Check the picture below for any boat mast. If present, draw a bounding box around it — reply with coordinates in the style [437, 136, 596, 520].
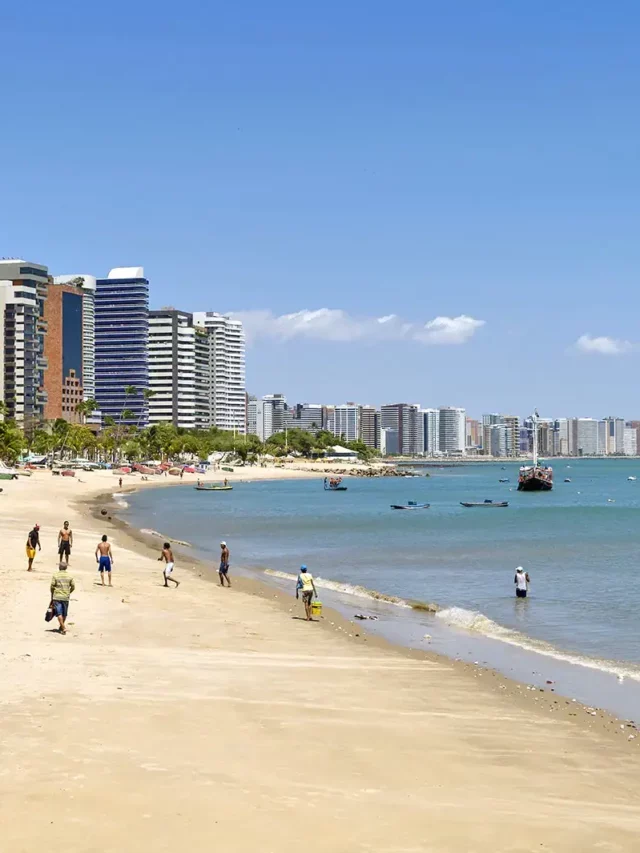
[532, 410, 539, 468]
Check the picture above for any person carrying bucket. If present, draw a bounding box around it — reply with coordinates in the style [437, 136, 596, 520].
[296, 565, 318, 621]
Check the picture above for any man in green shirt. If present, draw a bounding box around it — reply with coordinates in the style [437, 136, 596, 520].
[50, 562, 75, 635]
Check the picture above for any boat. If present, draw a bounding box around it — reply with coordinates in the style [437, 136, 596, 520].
[194, 484, 233, 491]
[498, 478, 509, 483]
[628, 476, 637, 481]
[222, 466, 234, 473]
[564, 478, 572, 483]
[324, 477, 348, 492]
[518, 411, 553, 492]
[460, 500, 509, 508]
[390, 501, 430, 510]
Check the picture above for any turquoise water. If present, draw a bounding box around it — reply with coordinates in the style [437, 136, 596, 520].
[122, 460, 640, 686]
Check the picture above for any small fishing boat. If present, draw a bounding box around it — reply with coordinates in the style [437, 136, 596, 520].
[222, 466, 234, 473]
[460, 500, 509, 508]
[628, 476, 637, 481]
[499, 478, 509, 483]
[194, 484, 233, 492]
[564, 478, 572, 483]
[324, 477, 347, 492]
[391, 501, 430, 510]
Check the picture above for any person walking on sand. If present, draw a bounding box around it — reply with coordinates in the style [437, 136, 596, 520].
[296, 565, 317, 621]
[158, 542, 180, 588]
[96, 535, 114, 586]
[50, 561, 75, 635]
[58, 521, 73, 565]
[119, 477, 123, 488]
[26, 524, 41, 571]
[514, 566, 530, 599]
[219, 541, 231, 587]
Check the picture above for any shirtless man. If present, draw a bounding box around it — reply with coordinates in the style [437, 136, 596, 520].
[58, 521, 73, 565]
[158, 542, 180, 588]
[95, 535, 114, 586]
[219, 541, 231, 587]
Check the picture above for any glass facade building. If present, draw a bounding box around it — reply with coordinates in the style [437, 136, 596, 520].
[95, 267, 149, 426]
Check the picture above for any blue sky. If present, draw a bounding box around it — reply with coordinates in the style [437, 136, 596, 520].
[2, 1, 640, 417]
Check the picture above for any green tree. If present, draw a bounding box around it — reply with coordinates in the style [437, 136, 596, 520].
[0, 418, 26, 463]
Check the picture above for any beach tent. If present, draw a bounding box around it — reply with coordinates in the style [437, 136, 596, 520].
[326, 445, 358, 459]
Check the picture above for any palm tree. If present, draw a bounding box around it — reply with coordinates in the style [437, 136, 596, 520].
[137, 388, 156, 429]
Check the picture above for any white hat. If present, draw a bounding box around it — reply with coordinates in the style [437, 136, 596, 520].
[515, 566, 524, 571]
[220, 541, 226, 546]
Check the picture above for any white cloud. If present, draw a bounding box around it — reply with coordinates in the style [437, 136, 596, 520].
[413, 315, 485, 345]
[574, 334, 635, 356]
[231, 309, 485, 347]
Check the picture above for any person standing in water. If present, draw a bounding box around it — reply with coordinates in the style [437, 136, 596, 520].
[219, 541, 231, 587]
[95, 535, 114, 586]
[26, 524, 41, 571]
[158, 542, 180, 588]
[296, 565, 317, 621]
[514, 566, 530, 598]
[58, 521, 73, 565]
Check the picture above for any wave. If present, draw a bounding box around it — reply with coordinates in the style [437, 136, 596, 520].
[435, 606, 640, 682]
[264, 569, 640, 682]
[263, 569, 415, 608]
[112, 493, 129, 508]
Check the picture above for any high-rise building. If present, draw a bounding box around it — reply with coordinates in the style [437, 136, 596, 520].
[422, 409, 440, 455]
[247, 395, 258, 436]
[95, 267, 149, 426]
[53, 275, 97, 402]
[465, 417, 481, 451]
[489, 422, 511, 457]
[438, 407, 466, 455]
[503, 416, 520, 457]
[627, 421, 640, 458]
[250, 393, 287, 440]
[359, 406, 380, 449]
[192, 312, 246, 433]
[42, 280, 85, 423]
[0, 259, 49, 429]
[599, 417, 625, 455]
[333, 404, 360, 442]
[380, 427, 400, 455]
[380, 403, 422, 455]
[568, 418, 599, 456]
[286, 403, 324, 433]
[148, 309, 196, 428]
[553, 418, 569, 456]
[482, 414, 502, 455]
[623, 427, 637, 456]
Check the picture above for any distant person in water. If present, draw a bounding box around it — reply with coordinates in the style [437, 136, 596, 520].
[26, 524, 41, 571]
[219, 541, 231, 587]
[96, 535, 114, 586]
[514, 566, 530, 598]
[158, 542, 180, 588]
[296, 565, 317, 621]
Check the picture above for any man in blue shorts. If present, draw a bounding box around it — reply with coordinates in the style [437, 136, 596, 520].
[95, 534, 114, 587]
[50, 561, 75, 634]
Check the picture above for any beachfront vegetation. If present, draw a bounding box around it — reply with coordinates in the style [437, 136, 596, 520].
[0, 399, 377, 464]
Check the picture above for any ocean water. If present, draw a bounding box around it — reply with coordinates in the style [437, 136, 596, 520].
[122, 460, 640, 715]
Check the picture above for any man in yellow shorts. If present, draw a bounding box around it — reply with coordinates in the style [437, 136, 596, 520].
[26, 524, 41, 571]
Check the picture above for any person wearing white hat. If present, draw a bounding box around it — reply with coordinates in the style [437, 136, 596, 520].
[514, 566, 530, 598]
[219, 541, 231, 587]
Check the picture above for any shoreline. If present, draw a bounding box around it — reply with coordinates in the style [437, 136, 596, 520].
[2, 468, 640, 851]
[102, 479, 640, 740]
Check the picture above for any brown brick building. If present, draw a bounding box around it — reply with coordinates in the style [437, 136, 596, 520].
[43, 283, 84, 423]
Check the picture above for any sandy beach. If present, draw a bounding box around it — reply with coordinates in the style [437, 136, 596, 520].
[1, 466, 639, 852]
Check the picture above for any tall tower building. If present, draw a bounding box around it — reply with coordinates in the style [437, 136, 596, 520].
[0, 259, 49, 429]
[43, 280, 84, 423]
[148, 309, 196, 428]
[422, 409, 440, 455]
[438, 407, 466, 455]
[53, 275, 97, 402]
[95, 267, 149, 426]
[359, 406, 380, 449]
[192, 312, 246, 432]
[333, 404, 360, 442]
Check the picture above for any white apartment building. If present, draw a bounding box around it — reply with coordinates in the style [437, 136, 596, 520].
[333, 404, 360, 442]
[438, 407, 466, 455]
[569, 418, 599, 456]
[0, 259, 49, 426]
[148, 310, 196, 428]
[248, 393, 287, 440]
[192, 312, 246, 433]
[623, 427, 637, 456]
